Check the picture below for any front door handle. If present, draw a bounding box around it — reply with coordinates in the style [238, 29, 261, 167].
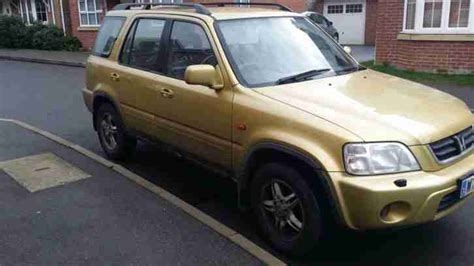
[110, 72, 120, 81]
[160, 88, 174, 99]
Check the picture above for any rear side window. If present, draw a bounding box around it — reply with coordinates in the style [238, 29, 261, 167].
[92, 16, 126, 57]
[120, 19, 166, 72]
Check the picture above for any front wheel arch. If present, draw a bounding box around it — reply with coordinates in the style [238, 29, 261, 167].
[238, 142, 344, 228]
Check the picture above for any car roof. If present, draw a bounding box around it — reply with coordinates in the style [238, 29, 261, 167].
[107, 6, 302, 22]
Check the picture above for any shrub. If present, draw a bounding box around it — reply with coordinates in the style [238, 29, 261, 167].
[64, 36, 82, 52]
[0, 15, 28, 48]
[32, 25, 65, 50]
[0, 15, 82, 51]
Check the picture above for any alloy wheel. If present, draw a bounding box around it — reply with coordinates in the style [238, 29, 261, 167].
[261, 179, 305, 241]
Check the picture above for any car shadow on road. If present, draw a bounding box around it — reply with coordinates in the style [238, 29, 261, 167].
[115, 141, 469, 266]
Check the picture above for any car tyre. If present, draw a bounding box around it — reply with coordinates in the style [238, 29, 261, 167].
[96, 103, 136, 160]
[251, 163, 323, 257]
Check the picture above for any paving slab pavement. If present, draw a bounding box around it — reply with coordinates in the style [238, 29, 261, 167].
[0, 49, 88, 67]
[0, 120, 273, 265]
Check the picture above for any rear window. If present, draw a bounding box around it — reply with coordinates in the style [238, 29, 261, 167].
[92, 16, 126, 57]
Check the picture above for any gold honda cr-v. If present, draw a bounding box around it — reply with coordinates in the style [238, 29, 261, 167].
[82, 2, 474, 256]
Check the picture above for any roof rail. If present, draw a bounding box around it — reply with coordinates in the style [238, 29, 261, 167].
[201, 2, 293, 12]
[112, 3, 212, 15]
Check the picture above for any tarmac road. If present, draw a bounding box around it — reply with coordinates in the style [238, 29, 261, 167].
[1, 60, 473, 265]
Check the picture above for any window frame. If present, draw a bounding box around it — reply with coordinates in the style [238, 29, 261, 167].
[161, 19, 219, 81]
[78, 0, 103, 27]
[118, 17, 171, 74]
[92, 16, 126, 58]
[402, 0, 474, 34]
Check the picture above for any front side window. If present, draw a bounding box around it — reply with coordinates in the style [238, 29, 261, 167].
[167, 21, 217, 80]
[121, 19, 166, 72]
[217, 17, 358, 88]
[404, 0, 473, 33]
[78, 0, 102, 26]
[93, 16, 125, 57]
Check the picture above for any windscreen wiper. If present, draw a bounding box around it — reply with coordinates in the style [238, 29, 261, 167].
[276, 68, 331, 85]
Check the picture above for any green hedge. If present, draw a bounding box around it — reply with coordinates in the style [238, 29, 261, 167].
[0, 15, 82, 51]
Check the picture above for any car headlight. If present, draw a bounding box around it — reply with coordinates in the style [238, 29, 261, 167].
[343, 142, 420, 175]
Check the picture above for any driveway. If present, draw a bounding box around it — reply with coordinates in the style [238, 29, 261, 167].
[350, 45, 375, 62]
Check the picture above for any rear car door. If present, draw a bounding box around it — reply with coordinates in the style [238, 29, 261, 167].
[112, 16, 169, 134]
[151, 18, 233, 168]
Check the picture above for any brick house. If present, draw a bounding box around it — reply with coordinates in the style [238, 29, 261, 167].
[375, 0, 473, 74]
[0, 0, 64, 28]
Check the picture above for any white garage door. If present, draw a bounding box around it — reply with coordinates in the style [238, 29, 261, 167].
[324, 1, 365, 45]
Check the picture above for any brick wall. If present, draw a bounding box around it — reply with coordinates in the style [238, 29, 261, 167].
[364, 0, 376, 45]
[375, 0, 474, 74]
[68, 0, 119, 49]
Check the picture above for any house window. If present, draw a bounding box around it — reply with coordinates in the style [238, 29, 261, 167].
[78, 0, 102, 26]
[449, 0, 470, 27]
[346, 4, 362, 13]
[423, 0, 442, 28]
[34, 0, 48, 22]
[405, 0, 416, 29]
[135, 0, 183, 3]
[403, 0, 473, 33]
[327, 5, 343, 14]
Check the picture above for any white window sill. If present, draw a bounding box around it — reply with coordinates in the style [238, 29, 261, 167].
[397, 33, 474, 41]
[77, 26, 100, 31]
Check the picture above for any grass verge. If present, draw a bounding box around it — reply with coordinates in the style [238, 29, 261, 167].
[360, 61, 474, 86]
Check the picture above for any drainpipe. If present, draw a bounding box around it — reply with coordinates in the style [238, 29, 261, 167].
[59, 0, 65, 35]
[50, 0, 56, 26]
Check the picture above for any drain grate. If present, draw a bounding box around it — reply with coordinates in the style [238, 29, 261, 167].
[0, 153, 91, 192]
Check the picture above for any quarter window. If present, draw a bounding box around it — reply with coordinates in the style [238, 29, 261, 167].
[167, 21, 217, 80]
[122, 19, 166, 72]
[78, 0, 102, 26]
[327, 5, 343, 14]
[93, 17, 126, 57]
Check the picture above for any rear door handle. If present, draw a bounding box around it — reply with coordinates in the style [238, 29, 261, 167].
[160, 88, 174, 99]
[110, 72, 120, 81]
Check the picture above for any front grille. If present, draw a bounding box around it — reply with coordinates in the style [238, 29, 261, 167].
[437, 190, 460, 212]
[429, 126, 474, 164]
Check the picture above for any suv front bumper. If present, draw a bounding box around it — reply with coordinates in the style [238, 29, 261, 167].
[329, 152, 474, 230]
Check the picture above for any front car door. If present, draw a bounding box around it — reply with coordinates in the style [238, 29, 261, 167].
[151, 18, 233, 168]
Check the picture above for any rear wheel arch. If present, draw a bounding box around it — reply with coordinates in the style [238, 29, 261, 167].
[238, 142, 343, 226]
[92, 93, 120, 131]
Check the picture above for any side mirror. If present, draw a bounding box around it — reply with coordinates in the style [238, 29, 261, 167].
[184, 65, 224, 90]
[328, 21, 333, 26]
[343, 46, 352, 54]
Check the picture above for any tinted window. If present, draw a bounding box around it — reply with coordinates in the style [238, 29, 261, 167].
[122, 19, 166, 72]
[93, 16, 126, 57]
[167, 21, 217, 80]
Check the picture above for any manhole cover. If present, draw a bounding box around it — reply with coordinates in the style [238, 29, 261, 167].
[0, 153, 90, 192]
